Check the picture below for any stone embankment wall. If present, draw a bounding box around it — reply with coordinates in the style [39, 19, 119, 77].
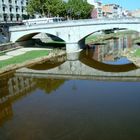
[0, 42, 20, 52]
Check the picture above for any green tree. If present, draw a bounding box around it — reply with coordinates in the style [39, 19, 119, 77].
[26, 0, 67, 17]
[26, 0, 93, 19]
[66, 0, 93, 19]
[26, 0, 46, 16]
[44, 0, 67, 17]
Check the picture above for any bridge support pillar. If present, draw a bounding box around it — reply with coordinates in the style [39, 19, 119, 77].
[66, 42, 82, 53]
[67, 51, 80, 61]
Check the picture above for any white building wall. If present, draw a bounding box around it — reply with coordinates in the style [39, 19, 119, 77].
[0, 0, 28, 22]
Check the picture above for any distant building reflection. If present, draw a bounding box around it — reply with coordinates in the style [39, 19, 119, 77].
[0, 75, 36, 127]
[87, 34, 139, 63]
[0, 74, 66, 127]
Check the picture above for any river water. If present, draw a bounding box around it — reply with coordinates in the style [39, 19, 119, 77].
[0, 34, 140, 140]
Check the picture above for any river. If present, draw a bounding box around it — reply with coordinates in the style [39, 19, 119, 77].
[0, 34, 140, 140]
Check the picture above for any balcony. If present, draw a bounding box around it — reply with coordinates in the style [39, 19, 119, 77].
[2, 4, 7, 8]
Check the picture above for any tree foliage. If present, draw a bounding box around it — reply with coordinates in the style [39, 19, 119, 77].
[66, 0, 92, 19]
[26, 0, 93, 19]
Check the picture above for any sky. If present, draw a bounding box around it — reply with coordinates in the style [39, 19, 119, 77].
[101, 0, 140, 10]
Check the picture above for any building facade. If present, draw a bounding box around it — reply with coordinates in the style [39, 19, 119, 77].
[102, 4, 123, 18]
[131, 9, 140, 18]
[0, 0, 28, 23]
[91, 2, 103, 18]
[89, 0, 131, 19]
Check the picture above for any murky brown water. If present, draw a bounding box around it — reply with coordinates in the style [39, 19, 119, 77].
[0, 34, 140, 140]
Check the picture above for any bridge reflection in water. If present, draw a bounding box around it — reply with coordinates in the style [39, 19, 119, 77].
[1, 47, 138, 126]
[1, 34, 140, 139]
[15, 50, 140, 82]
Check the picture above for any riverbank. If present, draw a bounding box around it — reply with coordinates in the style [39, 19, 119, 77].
[86, 30, 138, 45]
[0, 48, 66, 75]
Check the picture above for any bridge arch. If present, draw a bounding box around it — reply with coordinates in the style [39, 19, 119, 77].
[15, 32, 39, 42]
[77, 25, 140, 46]
[11, 30, 66, 43]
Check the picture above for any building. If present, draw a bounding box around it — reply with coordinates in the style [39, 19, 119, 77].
[0, 0, 28, 23]
[131, 9, 140, 18]
[102, 4, 122, 18]
[102, 4, 131, 18]
[89, 0, 131, 19]
[88, 0, 103, 19]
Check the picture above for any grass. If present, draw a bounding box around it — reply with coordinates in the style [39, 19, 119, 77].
[0, 50, 49, 69]
[47, 41, 65, 44]
[0, 52, 5, 56]
[133, 48, 140, 57]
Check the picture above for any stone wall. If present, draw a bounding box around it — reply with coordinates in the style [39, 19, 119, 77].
[0, 42, 19, 52]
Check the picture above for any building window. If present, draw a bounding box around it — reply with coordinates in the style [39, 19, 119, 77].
[21, 0, 24, 5]
[10, 14, 14, 21]
[3, 6, 5, 12]
[10, 7, 12, 12]
[16, 6, 19, 12]
[9, 5, 13, 12]
[22, 6, 25, 13]
[16, 14, 20, 21]
[3, 14, 8, 22]
[16, 8, 18, 12]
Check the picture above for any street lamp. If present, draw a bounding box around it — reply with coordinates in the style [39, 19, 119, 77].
[76, 11, 81, 19]
[67, 8, 73, 20]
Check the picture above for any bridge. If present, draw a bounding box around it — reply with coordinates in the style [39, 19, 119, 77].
[10, 18, 140, 53]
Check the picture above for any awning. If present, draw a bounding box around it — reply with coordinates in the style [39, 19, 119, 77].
[16, 6, 20, 9]
[10, 13, 15, 17]
[2, 4, 7, 7]
[16, 14, 21, 17]
[9, 5, 14, 8]
[22, 6, 25, 10]
[3, 13, 8, 17]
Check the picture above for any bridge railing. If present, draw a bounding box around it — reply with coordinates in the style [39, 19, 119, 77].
[9, 17, 140, 31]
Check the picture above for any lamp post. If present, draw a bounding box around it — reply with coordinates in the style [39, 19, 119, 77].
[67, 8, 73, 20]
[76, 11, 81, 19]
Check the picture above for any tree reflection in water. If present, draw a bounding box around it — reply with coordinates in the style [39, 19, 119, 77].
[35, 78, 66, 94]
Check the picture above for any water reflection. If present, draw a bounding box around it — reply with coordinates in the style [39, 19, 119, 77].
[87, 34, 137, 64]
[0, 74, 66, 127]
[1, 73, 140, 140]
[29, 34, 138, 74]
[1, 34, 140, 140]
[30, 54, 66, 70]
[0, 74, 35, 126]
[80, 51, 137, 72]
[18, 51, 139, 81]
[35, 79, 65, 93]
